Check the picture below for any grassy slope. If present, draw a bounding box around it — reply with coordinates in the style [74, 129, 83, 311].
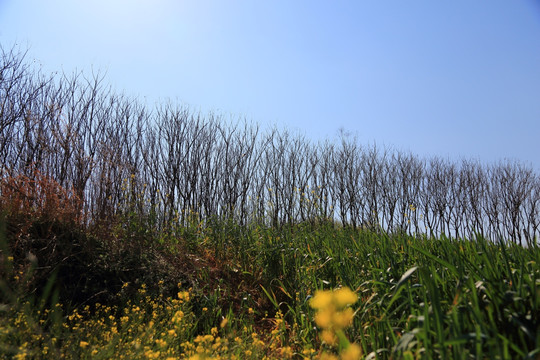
[1, 210, 539, 359]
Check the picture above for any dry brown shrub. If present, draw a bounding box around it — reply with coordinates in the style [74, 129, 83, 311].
[0, 167, 84, 226]
[0, 168, 92, 300]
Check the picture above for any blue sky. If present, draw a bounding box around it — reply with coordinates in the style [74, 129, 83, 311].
[1, 0, 539, 170]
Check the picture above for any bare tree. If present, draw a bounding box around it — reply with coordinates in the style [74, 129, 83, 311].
[2, 46, 540, 243]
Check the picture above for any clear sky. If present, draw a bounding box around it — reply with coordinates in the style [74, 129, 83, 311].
[1, 0, 539, 170]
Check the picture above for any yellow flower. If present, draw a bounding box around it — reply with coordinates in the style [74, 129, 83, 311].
[334, 288, 358, 308]
[314, 309, 333, 328]
[145, 349, 160, 359]
[341, 343, 362, 360]
[14, 351, 28, 360]
[280, 346, 294, 358]
[311, 287, 358, 330]
[333, 307, 354, 329]
[178, 291, 190, 302]
[321, 329, 337, 346]
[220, 318, 228, 328]
[79, 341, 89, 348]
[155, 338, 167, 348]
[172, 310, 184, 323]
[310, 290, 333, 310]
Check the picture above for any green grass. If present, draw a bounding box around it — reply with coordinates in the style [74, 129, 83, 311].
[1, 209, 539, 359]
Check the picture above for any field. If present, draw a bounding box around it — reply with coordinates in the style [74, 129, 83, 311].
[1, 46, 539, 359]
[1, 199, 539, 359]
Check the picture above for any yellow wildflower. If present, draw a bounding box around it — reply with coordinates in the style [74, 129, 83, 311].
[172, 310, 184, 323]
[341, 343, 362, 360]
[280, 346, 294, 358]
[334, 288, 358, 308]
[333, 307, 354, 328]
[220, 318, 228, 328]
[178, 291, 190, 302]
[311, 287, 358, 331]
[321, 329, 337, 346]
[311, 290, 333, 310]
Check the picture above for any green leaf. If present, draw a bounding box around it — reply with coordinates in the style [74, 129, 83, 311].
[385, 266, 418, 314]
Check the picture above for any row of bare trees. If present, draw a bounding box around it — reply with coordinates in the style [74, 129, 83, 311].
[1, 46, 539, 245]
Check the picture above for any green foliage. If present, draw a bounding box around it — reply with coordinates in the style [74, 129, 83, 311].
[1, 183, 539, 358]
[2, 46, 539, 358]
[196, 221, 540, 358]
